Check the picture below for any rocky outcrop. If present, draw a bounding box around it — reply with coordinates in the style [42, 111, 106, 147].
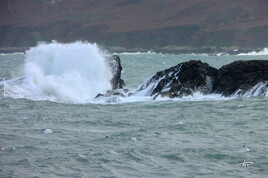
[95, 55, 126, 99]
[136, 60, 268, 98]
[108, 55, 126, 90]
[136, 60, 218, 98]
[214, 60, 268, 96]
[98, 57, 268, 99]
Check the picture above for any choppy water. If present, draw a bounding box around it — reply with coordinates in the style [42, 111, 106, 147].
[0, 42, 268, 177]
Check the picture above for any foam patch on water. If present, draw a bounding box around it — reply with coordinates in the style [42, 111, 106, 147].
[0, 52, 25, 56]
[92, 81, 268, 104]
[93, 90, 230, 104]
[44, 129, 53, 134]
[114, 51, 157, 55]
[190, 53, 209, 56]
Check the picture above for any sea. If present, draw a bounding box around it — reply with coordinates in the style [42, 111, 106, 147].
[0, 42, 268, 177]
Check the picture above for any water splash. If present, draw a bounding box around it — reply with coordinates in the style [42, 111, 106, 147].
[232, 82, 268, 98]
[1, 42, 267, 104]
[237, 48, 268, 56]
[1, 41, 113, 103]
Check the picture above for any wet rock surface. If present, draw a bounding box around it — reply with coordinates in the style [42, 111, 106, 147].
[95, 55, 126, 99]
[108, 55, 126, 90]
[136, 60, 268, 98]
[214, 60, 268, 96]
[137, 60, 218, 99]
[99, 56, 268, 99]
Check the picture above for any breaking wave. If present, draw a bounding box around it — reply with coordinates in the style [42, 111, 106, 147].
[114, 51, 158, 55]
[93, 76, 268, 104]
[0, 41, 113, 103]
[0, 52, 25, 56]
[237, 48, 268, 56]
[1, 42, 267, 104]
[231, 82, 268, 98]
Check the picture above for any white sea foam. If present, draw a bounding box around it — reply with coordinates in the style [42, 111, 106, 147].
[78, 154, 87, 158]
[93, 89, 229, 104]
[231, 82, 268, 98]
[237, 48, 268, 56]
[2, 41, 113, 103]
[44, 129, 53, 134]
[152, 91, 229, 102]
[216, 52, 230, 56]
[99, 81, 267, 104]
[190, 53, 209, 56]
[0, 52, 25, 56]
[114, 51, 157, 55]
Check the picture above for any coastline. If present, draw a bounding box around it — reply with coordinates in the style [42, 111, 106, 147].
[0, 45, 266, 56]
[105, 46, 266, 55]
[0, 47, 30, 54]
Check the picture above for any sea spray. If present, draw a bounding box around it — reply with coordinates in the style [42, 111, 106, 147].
[6, 41, 113, 102]
[237, 48, 268, 56]
[1, 46, 268, 104]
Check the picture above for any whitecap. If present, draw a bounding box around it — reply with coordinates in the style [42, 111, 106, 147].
[131, 137, 137, 142]
[109, 150, 119, 155]
[78, 154, 87, 158]
[44, 129, 53, 134]
[237, 48, 268, 56]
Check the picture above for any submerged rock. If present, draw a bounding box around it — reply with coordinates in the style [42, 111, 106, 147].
[95, 89, 128, 99]
[94, 89, 130, 103]
[214, 60, 268, 96]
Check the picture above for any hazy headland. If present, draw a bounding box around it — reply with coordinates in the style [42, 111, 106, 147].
[0, 0, 267, 54]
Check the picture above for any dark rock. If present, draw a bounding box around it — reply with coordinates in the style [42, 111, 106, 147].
[214, 60, 268, 96]
[108, 55, 126, 90]
[95, 55, 126, 99]
[95, 90, 127, 99]
[137, 60, 218, 98]
[99, 56, 268, 100]
[137, 59, 268, 98]
[95, 93, 104, 98]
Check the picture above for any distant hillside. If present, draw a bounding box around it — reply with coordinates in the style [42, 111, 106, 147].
[0, 0, 267, 50]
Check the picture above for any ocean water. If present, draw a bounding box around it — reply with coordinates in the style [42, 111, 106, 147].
[0, 42, 268, 177]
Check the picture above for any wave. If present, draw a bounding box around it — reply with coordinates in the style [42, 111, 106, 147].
[3, 81, 266, 104]
[237, 48, 268, 56]
[231, 82, 268, 98]
[93, 90, 235, 104]
[0, 41, 113, 103]
[190, 53, 209, 56]
[92, 82, 268, 104]
[1, 42, 267, 104]
[114, 51, 158, 55]
[0, 52, 25, 56]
